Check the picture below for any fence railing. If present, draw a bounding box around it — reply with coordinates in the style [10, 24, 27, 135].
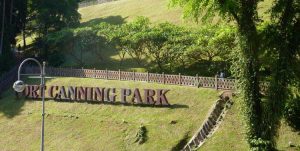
[79, 0, 117, 8]
[0, 66, 18, 97]
[24, 67, 236, 90]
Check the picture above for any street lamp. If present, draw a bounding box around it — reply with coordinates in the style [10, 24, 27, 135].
[13, 58, 46, 151]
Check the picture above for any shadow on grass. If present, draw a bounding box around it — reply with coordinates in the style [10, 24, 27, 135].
[27, 98, 189, 109]
[171, 132, 190, 151]
[0, 89, 25, 118]
[64, 42, 148, 71]
[80, 15, 128, 26]
[0, 78, 52, 118]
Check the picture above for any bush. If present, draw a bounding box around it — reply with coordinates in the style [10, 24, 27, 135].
[0, 51, 16, 75]
[45, 17, 237, 75]
[48, 51, 65, 67]
[135, 124, 148, 144]
[284, 86, 300, 131]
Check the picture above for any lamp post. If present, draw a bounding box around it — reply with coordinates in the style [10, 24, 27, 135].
[13, 58, 46, 151]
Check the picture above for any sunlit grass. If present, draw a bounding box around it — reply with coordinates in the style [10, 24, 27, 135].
[0, 77, 220, 150]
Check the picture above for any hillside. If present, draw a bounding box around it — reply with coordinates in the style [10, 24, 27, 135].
[1, 77, 299, 150]
[0, 77, 219, 150]
[78, 0, 272, 26]
[79, 0, 192, 25]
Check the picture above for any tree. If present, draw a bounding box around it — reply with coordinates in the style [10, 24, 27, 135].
[28, 0, 80, 59]
[163, 26, 193, 72]
[122, 17, 150, 66]
[171, 0, 299, 150]
[185, 26, 235, 63]
[98, 23, 130, 66]
[144, 22, 190, 72]
[0, 0, 6, 55]
[143, 23, 170, 71]
[0, 0, 28, 74]
[46, 28, 74, 66]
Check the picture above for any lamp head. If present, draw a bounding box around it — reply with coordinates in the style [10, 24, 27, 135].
[13, 80, 26, 92]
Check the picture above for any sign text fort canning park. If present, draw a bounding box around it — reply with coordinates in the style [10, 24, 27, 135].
[23, 85, 171, 106]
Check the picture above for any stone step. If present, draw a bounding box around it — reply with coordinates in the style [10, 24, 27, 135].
[189, 140, 196, 147]
[202, 127, 209, 135]
[214, 104, 222, 111]
[208, 117, 217, 125]
[203, 124, 210, 134]
[193, 137, 201, 146]
[196, 131, 204, 141]
[200, 129, 206, 138]
[183, 146, 190, 151]
[207, 119, 214, 127]
[205, 122, 212, 131]
[213, 107, 222, 116]
[210, 113, 218, 121]
[181, 95, 233, 151]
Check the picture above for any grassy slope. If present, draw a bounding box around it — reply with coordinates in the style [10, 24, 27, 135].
[79, 0, 189, 25]
[200, 98, 300, 151]
[199, 100, 249, 151]
[65, 0, 273, 70]
[64, 0, 223, 70]
[0, 77, 219, 151]
[9, 0, 300, 150]
[64, 0, 190, 70]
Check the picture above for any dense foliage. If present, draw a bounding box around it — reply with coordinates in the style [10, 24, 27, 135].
[170, 0, 300, 150]
[284, 83, 300, 131]
[0, 0, 27, 74]
[46, 17, 237, 75]
[0, 0, 81, 74]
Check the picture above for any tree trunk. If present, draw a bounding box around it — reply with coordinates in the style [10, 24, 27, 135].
[119, 51, 126, 67]
[238, 1, 263, 148]
[0, 0, 6, 55]
[22, 23, 26, 49]
[9, 0, 13, 25]
[240, 34, 263, 148]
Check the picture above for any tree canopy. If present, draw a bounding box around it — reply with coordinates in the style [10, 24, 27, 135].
[171, 0, 300, 149]
[0, 0, 81, 74]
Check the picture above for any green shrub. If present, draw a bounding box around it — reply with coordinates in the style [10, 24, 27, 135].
[135, 124, 148, 144]
[48, 51, 65, 67]
[249, 138, 273, 151]
[284, 86, 300, 131]
[0, 51, 16, 75]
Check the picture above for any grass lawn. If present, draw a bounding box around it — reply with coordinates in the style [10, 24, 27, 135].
[79, 0, 196, 26]
[0, 77, 220, 151]
[0, 77, 299, 150]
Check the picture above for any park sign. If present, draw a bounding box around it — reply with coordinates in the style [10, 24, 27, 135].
[21, 85, 171, 106]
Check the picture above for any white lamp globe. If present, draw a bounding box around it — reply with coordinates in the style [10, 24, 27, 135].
[13, 80, 26, 93]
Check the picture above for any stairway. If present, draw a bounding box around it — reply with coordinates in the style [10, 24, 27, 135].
[181, 91, 233, 151]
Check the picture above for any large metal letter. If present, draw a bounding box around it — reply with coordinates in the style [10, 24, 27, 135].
[57, 86, 67, 100]
[144, 89, 155, 105]
[77, 87, 87, 101]
[121, 88, 131, 104]
[131, 88, 142, 104]
[104, 88, 116, 102]
[30, 85, 40, 99]
[50, 86, 59, 99]
[94, 87, 104, 102]
[67, 86, 77, 100]
[155, 89, 170, 106]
